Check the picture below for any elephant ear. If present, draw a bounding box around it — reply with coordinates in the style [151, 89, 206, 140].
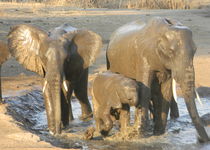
[156, 30, 178, 60]
[8, 24, 48, 76]
[62, 30, 102, 68]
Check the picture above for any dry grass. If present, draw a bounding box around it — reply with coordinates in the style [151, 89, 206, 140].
[126, 0, 190, 9]
[0, 0, 206, 9]
[65, 0, 191, 9]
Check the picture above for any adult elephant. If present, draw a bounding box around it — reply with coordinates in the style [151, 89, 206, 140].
[8, 24, 102, 135]
[0, 40, 10, 104]
[106, 17, 209, 142]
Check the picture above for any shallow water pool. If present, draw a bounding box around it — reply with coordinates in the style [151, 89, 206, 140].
[4, 90, 210, 150]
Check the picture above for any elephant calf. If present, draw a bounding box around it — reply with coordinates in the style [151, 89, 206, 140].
[91, 71, 139, 136]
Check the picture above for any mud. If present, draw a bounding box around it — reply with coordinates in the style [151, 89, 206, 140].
[3, 89, 210, 150]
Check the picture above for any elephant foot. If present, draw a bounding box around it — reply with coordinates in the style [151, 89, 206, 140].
[138, 121, 152, 138]
[153, 129, 165, 136]
[49, 130, 62, 136]
[61, 122, 69, 130]
[79, 112, 93, 121]
[139, 129, 151, 138]
[170, 113, 179, 119]
[48, 125, 62, 136]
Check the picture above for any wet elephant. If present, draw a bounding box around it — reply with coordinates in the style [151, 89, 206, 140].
[91, 71, 139, 136]
[8, 24, 102, 135]
[106, 17, 209, 142]
[0, 40, 10, 103]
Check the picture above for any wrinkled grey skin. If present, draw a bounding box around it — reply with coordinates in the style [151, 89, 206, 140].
[106, 17, 209, 142]
[0, 41, 10, 104]
[92, 71, 139, 136]
[8, 24, 102, 135]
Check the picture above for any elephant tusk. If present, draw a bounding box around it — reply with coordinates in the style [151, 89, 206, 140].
[172, 78, 178, 103]
[195, 89, 203, 106]
[49, 130, 55, 136]
[63, 80, 68, 92]
[42, 80, 47, 93]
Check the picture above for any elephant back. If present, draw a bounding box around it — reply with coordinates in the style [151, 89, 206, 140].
[109, 19, 146, 47]
[49, 24, 77, 40]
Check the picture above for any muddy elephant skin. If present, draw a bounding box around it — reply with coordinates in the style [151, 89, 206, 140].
[106, 17, 209, 142]
[91, 71, 139, 136]
[0, 40, 10, 103]
[8, 24, 102, 135]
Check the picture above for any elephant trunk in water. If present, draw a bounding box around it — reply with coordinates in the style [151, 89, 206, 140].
[179, 66, 209, 142]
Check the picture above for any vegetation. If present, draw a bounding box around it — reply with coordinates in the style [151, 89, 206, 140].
[0, 0, 205, 9]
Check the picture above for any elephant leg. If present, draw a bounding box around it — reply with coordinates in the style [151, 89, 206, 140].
[95, 118, 104, 136]
[62, 81, 74, 123]
[68, 88, 74, 121]
[61, 84, 74, 128]
[170, 97, 179, 119]
[119, 104, 130, 134]
[137, 76, 153, 136]
[134, 108, 141, 128]
[151, 75, 162, 124]
[94, 108, 103, 134]
[74, 68, 92, 120]
[135, 62, 154, 136]
[154, 78, 171, 135]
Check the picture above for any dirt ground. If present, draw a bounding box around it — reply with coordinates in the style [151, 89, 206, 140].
[0, 3, 210, 149]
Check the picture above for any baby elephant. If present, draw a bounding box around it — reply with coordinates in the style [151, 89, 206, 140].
[91, 71, 139, 136]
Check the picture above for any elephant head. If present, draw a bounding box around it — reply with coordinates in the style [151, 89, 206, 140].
[155, 18, 209, 142]
[8, 24, 102, 135]
[116, 78, 139, 107]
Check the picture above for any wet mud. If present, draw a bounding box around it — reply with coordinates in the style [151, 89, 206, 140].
[4, 90, 210, 150]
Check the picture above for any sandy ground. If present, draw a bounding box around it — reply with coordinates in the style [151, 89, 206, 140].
[0, 3, 210, 149]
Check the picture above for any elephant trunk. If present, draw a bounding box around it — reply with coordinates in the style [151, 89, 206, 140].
[179, 67, 209, 142]
[52, 74, 62, 134]
[44, 71, 62, 135]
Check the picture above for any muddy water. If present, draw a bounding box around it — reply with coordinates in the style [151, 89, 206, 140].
[4, 90, 210, 150]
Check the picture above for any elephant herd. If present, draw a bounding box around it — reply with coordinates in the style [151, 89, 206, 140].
[0, 16, 209, 142]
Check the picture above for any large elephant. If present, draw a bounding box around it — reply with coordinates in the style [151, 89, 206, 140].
[0, 40, 10, 103]
[8, 24, 102, 135]
[106, 17, 209, 142]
